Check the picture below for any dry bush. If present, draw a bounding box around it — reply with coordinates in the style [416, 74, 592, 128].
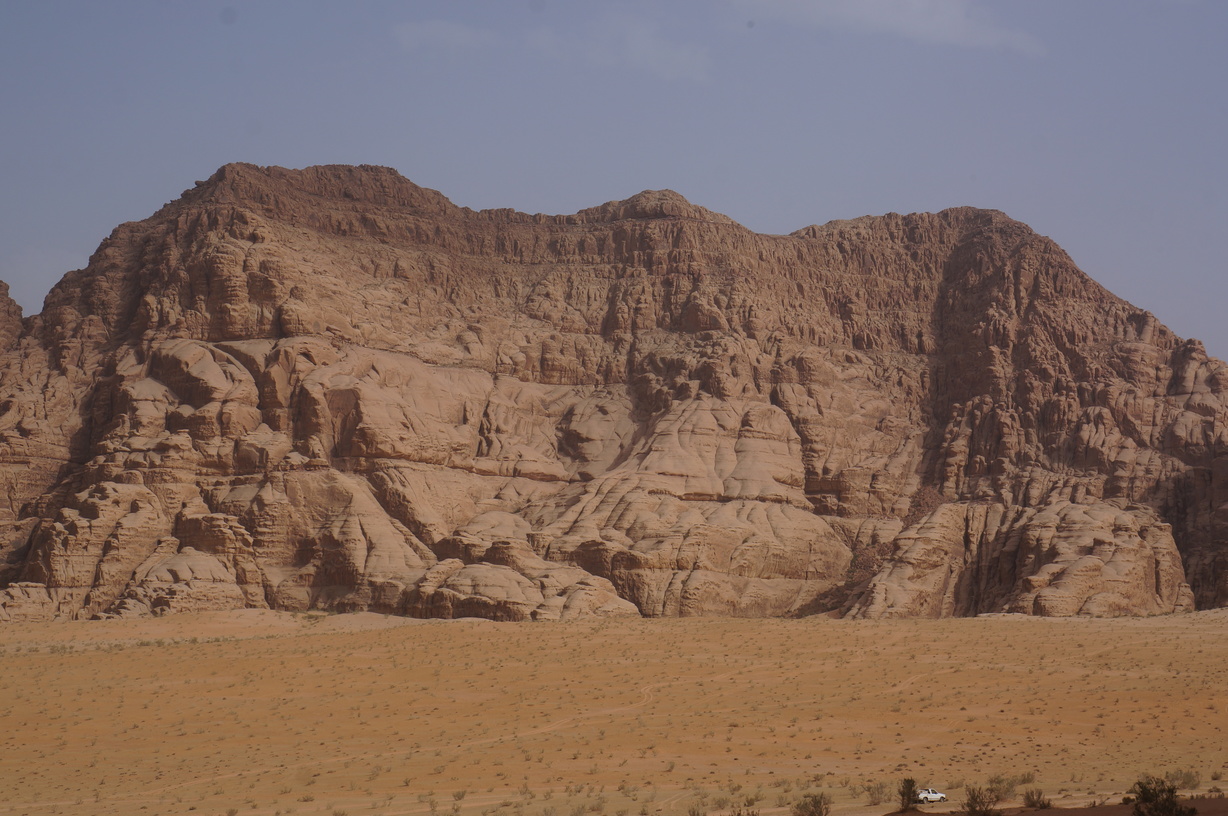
[1022, 790, 1052, 809]
[961, 786, 1001, 816]
[1165, 769, 1201, 791]
[899, 778, 919, 812]
[986, 774, 1018, 803]
[791, 793, 831, 816]
[1130, 776, 1197, 816]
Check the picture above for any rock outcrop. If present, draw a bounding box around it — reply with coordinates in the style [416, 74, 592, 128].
[0, 163, 1224, 621]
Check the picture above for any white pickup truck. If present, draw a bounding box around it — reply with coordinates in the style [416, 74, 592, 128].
[915, 789, 947, 804]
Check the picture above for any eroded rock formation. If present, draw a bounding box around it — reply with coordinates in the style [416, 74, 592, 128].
[0, 163, 1224, 621]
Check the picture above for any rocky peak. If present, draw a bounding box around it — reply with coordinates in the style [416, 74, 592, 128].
[0, 282, 23, 353]
[184, 162, 460, 218]
[572, 189, 739, 225]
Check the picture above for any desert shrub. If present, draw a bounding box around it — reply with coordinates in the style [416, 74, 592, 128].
[791, 793, 830, 816]
[1129, 775, 1197, 816]
[1165, 769, 1202, 791]
[986, 775, 1017, 804]
[1211, 772, 1222, 782]
[1022, 790, 1052, 809]
[961, 786, 1001, 816]
[866, 781, 891, 806]
[899, 779, 919, 812]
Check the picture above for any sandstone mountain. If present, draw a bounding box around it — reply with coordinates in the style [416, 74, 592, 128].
[0, 163, 1224, 622]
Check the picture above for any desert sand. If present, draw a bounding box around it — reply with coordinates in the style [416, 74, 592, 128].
[1, 610, 1225, 816]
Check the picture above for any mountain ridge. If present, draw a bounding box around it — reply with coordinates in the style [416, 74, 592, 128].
[0, 163, 1222, 622]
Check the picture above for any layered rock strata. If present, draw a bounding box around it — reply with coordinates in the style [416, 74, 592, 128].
[0, 163, 1223, 621]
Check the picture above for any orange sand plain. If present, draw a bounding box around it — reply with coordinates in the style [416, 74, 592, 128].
[1, 609, 1225, 816]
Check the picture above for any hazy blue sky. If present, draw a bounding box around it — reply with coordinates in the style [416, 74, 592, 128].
[2, 1, 1225, 357]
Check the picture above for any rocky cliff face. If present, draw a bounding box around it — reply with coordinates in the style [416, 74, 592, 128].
[0, 163, 1224, 621]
